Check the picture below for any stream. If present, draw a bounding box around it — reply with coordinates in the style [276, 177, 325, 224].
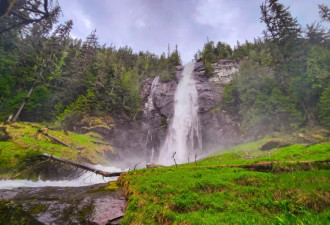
[0, 165, 127, 225]
[0, 165, 122, 189]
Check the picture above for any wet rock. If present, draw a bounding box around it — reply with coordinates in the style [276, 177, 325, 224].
[140, 78, 154, 100]
[90, 196, 126, 225]
[153, 79, 177, 118]
[194, 62, 205, 72]
[0, 200, 44, 225]
[100, 73, 178, 165]
[138, 78, 178, 161]
[192, 62, 242, 151]
[0, 183, 126, 225]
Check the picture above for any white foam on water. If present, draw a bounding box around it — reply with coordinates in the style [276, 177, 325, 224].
[0, 165, 124, 189]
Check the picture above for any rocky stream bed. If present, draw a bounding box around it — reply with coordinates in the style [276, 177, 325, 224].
[0, 181, 126, 225]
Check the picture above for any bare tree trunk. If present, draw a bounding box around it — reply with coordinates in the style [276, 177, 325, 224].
[12, 81, 37, 122]
[299, 100, 317, 126]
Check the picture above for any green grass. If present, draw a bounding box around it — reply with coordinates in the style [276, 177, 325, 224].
[119, 167, 330, 225]
[185, 139, 330, 167]
[118, 138, 330, 225]
[0, 122, 113, 177]
[1, 122, 329, 224]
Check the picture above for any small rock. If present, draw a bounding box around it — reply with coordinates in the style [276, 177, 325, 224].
[260, 140, 289, 151]
[146, 163, 165, 168]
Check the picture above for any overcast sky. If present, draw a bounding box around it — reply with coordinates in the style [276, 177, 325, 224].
[57, 0, 328, 63]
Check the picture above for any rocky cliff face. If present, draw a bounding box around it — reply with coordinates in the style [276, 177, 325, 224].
[102, 68, 181, 166]
[193, 60, 241, 152]
[105, 61, 242, 165]
[210, 59, 239, 85]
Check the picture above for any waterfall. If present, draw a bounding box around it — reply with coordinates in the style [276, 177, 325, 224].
[145, 76, 160, 114]
[144, 76, 159, 162]
[158, 62, 202, 165]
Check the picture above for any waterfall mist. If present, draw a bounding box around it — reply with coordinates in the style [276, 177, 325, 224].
[158, 62, 202, 165]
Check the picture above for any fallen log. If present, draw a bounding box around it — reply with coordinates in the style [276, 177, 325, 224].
[41, 153, 123, 177]
[38, 128, 71, 148]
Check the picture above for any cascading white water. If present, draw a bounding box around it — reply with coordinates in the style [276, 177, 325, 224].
[144, 76, 159, 161]
[0, 165, 123, 189]
[145, 76, 160, 114]
[158, 62, 202, 165]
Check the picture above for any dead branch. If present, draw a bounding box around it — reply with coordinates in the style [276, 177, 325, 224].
[41, 153, 123, 177]
[133, 162, 141, 170]
[38, 128, 71, 148]
[171, 152, 177, 168]
[194, 153, 202, 166]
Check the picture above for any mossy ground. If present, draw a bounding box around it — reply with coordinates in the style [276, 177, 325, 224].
[119, 137, 330, 225]
[0, 122, 113, 178]
[0, 200, 43, 225]
[88, 181, 119, 193]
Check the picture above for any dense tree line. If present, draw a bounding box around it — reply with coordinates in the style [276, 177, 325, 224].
[196, 0, 330, 134]
[0, 1, 181, 125]
[1, 0, 329, 136]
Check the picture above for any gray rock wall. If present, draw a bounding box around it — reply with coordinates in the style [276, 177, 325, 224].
[193, 61, 241, 152]
[210, 59, 239, 85]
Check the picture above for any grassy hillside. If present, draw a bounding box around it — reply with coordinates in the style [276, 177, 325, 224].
[118, 137, 330, 225]
[189, 139, 330, 167]
[0, 122, 113, 178]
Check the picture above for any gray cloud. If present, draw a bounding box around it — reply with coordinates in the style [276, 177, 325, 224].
[58, 0, 326, 63]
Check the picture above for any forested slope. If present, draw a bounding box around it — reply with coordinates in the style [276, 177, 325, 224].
[194, 1, 330, 137]
[0, 0, 181, 127]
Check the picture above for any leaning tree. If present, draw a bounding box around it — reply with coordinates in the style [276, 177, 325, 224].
[0, 0, 60, 34]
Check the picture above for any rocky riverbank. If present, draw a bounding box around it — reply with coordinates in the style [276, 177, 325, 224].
[0, 182, 126, 225]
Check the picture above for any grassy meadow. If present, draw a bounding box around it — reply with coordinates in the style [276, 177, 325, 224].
[118, 137, 330, 225]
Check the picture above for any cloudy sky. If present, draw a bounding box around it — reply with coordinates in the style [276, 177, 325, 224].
[58, 0, 328, 63]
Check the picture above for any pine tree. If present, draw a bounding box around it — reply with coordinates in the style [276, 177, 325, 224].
[260, 0, 301, 44]
[318, 4, 330, 22]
